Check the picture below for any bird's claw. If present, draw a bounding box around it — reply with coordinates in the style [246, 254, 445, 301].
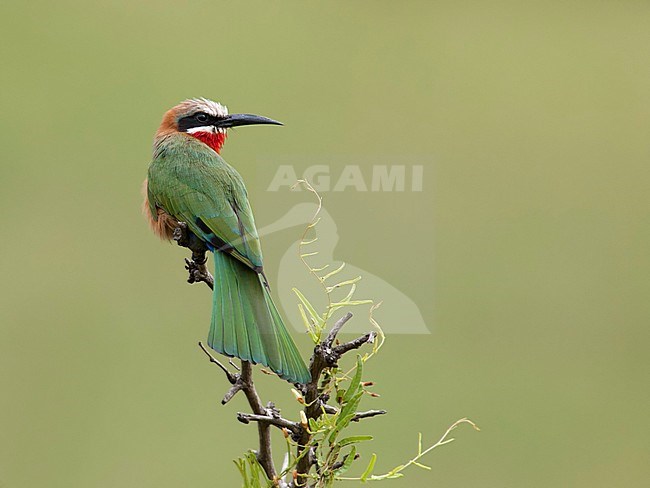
[184, 256, 215, 289]
[172, 222, 189, 247]
[184, 257, 201, 284]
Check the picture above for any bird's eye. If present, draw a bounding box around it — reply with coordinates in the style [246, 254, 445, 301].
[195, 113, 209, 123]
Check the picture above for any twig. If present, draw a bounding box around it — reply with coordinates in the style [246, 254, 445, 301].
[351, 409, 387, 422]
[321, 404, 338, 415]
[238, 361, 277, 481]
[237, 412, 301, 435]
[337, 418, 480, 482]
[331, 451, 360, 471]
[223, 360, 277, 480]
[222, 380, 244, 405]
[198, 342, 236, 384]
[324, 312, 354, 348]
[198, 341, 277, 480]
[333, 331, 376, 356]
[320, 404, 387, 422]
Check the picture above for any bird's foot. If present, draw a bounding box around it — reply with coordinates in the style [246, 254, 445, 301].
[184, 257, 215, 289]
[172, 222, 189, 247]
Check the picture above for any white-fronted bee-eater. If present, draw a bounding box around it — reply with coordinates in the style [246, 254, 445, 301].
[143, 98, 310, 384]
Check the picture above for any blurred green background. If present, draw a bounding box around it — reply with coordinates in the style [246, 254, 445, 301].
[1, 1, 648, 486]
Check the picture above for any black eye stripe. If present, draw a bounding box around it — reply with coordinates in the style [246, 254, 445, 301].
[178, 112, 219, 132]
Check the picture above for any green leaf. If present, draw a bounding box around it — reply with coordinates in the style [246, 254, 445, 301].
[297, 303, 313, 332]
[340, 390, 364, 420]
[338, 435, 373, 447]
[234, 458, 248, 484]
[342, 355, 363, 404]
[293, 288, 324, 328]
[298, 304, 319, 342]
[336, 388, 346, 404]
[360, 453, 377, 482]
[329, 300, 373, 307]
[321, 262, 346, 281]
[311, 264, 330, 272]
[325, 276, 362, 293]
[329, 389, 363, 444]
[235, 451, 271, 488]
[340, 283, 357, 303]
[333, 446, 357, 477]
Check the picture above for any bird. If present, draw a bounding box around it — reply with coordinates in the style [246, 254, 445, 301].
[143, 98, 311, 384]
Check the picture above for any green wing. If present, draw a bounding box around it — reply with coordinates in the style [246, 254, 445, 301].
[147, 134, 310, 384]
[147, 135, 264, 270]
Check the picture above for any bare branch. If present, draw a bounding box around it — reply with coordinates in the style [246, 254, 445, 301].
[238, 361, 277, 480]
[199, 345, 277, 480]
[221, 382, 244, 405]
[237, 412, 301, 434]
[198, 342, 236, 384]
[324, 312, 354, 348]
[351, 409, 387, 422]
[331, 451, 360, 471]
[321, 404, 338, 415]
[320, 404, 387, 422]
[333, 331, 376, 356]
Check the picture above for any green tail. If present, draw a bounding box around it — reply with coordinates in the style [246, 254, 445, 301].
[208, 251, 311, 384]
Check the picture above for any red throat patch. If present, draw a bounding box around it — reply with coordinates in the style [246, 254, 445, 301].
[189, 131, 227, 153]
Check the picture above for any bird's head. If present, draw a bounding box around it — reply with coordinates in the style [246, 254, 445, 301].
[156, 98, 282, 153]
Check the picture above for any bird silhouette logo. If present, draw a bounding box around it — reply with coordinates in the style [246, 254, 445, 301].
[256, 202, 430, 335]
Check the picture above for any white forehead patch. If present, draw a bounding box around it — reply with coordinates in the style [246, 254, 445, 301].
[177, 98, 229, 118]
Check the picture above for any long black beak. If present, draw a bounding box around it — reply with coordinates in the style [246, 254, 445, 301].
[215, 113, 283, 128]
